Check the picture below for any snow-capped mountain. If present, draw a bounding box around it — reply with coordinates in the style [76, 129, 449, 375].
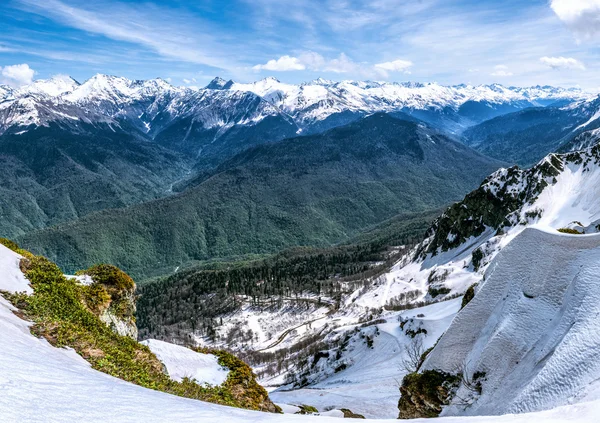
[230, 77, 592, 132]
[0, 74, 593, 140]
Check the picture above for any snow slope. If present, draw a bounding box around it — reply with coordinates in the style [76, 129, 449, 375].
[1, 288, 600, 422]
[423, 227, 600, 416]
[270, 299, 462, 418]
[141, 339, 229, 386]
[0, 244, 32, 294]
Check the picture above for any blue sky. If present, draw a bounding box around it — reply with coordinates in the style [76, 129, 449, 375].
[0, 0, 599, 88]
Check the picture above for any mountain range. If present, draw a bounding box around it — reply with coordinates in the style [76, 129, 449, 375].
[3, 74, 600, 278]
[5, 73, 600, 421]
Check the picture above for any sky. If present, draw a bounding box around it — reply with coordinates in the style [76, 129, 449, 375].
[0, 0, 600, 89]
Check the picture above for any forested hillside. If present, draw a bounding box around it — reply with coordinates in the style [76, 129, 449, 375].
[18, 114, 503, 279]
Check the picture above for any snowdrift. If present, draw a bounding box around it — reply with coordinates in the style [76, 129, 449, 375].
[424, 227, 600, 416]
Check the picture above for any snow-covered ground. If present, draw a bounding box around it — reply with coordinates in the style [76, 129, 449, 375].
[1, 287, 600, 422]
[141, 339, 229, 386]
[0, 244, 32, 294]
[424, 227, 600, 416]
[2, 214, 600, 421]
[270, 299, 461, 418]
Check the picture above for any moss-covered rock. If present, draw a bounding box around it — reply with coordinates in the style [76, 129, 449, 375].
[557, 228, 582, 235]
[340, 408, 366, 419]
[77, 264, 137, 339]
[398, 370, 459, 419]
[295, 404, 319, 415]
[196, 347, 281, 413]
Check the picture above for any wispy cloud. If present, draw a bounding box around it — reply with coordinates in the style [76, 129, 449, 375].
[253, 56, 306, 71]
[540, 56, 586, 70]
[375, 59, 413, 74]
[490, 65, 513, 77]
[15, 0, 236, 70]
[252, 52, 412, 78]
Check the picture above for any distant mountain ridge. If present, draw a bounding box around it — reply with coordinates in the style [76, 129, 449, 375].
[464, 96, 600, 166]
[0, 74, 592, 140]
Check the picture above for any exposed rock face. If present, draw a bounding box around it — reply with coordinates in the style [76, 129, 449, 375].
[398, 370, 459, 419]
[98, 288, 138, 339]
[340, 408, 366, 419]
[77, 264, 138, 339]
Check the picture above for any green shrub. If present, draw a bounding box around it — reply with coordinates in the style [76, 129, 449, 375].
[557, 228, 582, 234]
[472, 248, 484, 271]
[78, 264, 135, 292]
[461, 284, 478, 309]
[428, 286, 451, 298]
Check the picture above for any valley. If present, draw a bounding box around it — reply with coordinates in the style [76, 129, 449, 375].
[3, 73, 600, 422]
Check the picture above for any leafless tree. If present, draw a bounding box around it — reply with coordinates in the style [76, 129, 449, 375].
[401, 336, 424, 373]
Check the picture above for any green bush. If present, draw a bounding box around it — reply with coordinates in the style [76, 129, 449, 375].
[557, 228, 582, 234]
[472, 248, 484, 271]
[461, 284, 478, 309]
[428, 286, 451, 298]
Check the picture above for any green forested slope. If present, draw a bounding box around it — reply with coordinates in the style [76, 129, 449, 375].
[19, 114, 503, 279]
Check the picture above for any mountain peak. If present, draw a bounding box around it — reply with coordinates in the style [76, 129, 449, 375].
[206, 77, 234, 90]
[260, 76, 280, 83]
[16, 74, 80, 97]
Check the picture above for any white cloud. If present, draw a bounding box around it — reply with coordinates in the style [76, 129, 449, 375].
[551, 0, 600, 38]
[490, 65, 513, 77]
[323, 53, 360, 73]
[374, 59, 413, 73]
[253, 52, 412, 78]
[540, 56, 586, 70]
[252, 55, 306, 71]
[0, 64, 36, 88]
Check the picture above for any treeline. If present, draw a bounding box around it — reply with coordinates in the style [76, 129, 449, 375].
[137, 210, 436, 342]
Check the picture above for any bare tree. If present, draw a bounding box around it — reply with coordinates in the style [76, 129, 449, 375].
[401, 336, 424, 373]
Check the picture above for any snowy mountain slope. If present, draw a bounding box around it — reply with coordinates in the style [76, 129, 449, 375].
[358, 141, 600, 319]
[0, 75, 591, 140]
[231, 78, 591, 131]
[0, 75, 295, 157]
[0, 276, 599, 422]
[423, 227, 600, 416]
[141, 339, 229, 386]
[269, 299, 462, 419]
